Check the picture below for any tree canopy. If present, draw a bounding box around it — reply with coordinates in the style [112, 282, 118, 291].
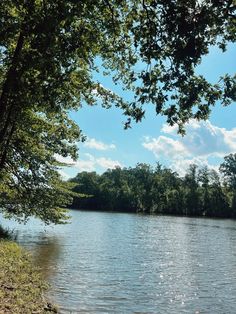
[69, 155, 236, 219]
[0, 0, 235, 223]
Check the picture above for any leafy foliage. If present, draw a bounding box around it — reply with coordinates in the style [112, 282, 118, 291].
[70, 154, 236, 219]
[0, 1, 235, 223]
[220, 153, 236, 215]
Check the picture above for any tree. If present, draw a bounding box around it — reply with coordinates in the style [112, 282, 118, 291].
[100, 167, 135, 212]
[198, 166, 211, 215]
[220, 153, 236, 188]
[208, 169, 229, 217]
[220, 153, 236, 216]
[0, 0, 235, 223]
[0, 0, 126, 223]
[69, 159, 234, 218]
[184, 164, 200, 216]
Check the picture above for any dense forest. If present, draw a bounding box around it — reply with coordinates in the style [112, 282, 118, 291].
[69, 153, 236, 218]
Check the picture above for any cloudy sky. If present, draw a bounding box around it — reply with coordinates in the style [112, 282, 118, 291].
[60, 44, 236, 180]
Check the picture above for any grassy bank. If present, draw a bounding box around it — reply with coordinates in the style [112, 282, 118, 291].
[0, 240, 58, 314]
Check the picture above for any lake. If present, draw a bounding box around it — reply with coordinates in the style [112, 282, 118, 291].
[1, 210, 236, 313]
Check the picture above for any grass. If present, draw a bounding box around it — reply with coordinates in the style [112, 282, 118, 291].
[0, 240, 58, 314]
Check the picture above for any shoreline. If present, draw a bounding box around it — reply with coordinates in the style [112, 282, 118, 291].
[68, 207, 236, 220]
[0, 240, 58, 314]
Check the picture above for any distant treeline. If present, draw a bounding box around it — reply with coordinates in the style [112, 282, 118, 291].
[69, 153, 236, 218]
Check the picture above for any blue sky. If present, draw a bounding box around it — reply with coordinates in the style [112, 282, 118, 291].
[59, 43, 236, 179]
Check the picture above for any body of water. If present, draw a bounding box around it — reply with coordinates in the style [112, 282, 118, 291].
[1, 210, 236, 313]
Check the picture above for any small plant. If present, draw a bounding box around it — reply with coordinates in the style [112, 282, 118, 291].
[0, 225, 16, 240]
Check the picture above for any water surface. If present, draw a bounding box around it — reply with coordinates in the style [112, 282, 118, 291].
[2, 210, 236, 313]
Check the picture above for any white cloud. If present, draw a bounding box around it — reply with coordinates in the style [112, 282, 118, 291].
[170, 157, 219, 177]
[96, 157, 122, 169]
[56, 153, 122, 174]
[75, 159, 96, 172]
[84, 138, 116, 151]
[143, 119, 236, 175]
[58, 169, 71, 181]
[75, 155, 122, 172]
[55, 154, 75, 165]
[161, 123, 179, 135]
[143, 135, 188, 159]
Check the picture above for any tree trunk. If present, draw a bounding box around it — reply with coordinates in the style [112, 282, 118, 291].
[0, 31, 24, 169]
[0, 32, 24, 118]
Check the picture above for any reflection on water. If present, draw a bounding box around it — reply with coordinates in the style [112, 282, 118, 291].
[32, 236, 61, 279]
[0, 219, 62, 281]
[1, 211, 236, 313]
